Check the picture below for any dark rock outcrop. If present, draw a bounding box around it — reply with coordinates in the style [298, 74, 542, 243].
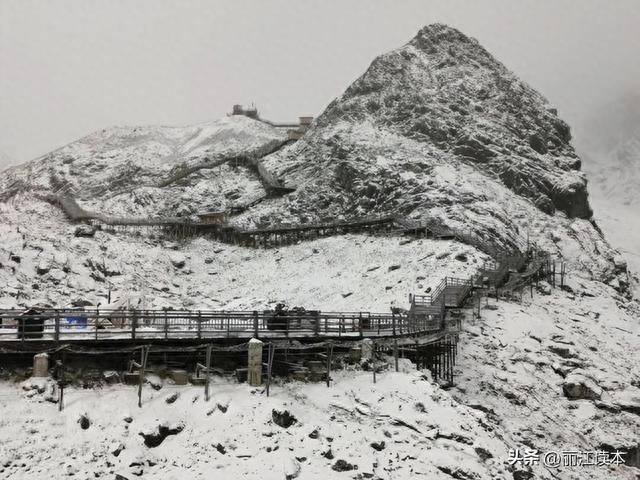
[331, 460, 356, 472]
[562, 374, 602, 400]
[139, 423, 184, 448]
[78, 414, 91, 430]
[272, 409, 297, 428]
[254, 23, 618, 277]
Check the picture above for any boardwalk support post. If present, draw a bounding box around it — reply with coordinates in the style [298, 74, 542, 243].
[56, 355, 66, 412]
[137, 345, 149, 408]
[164, 311, 168, 339]
[54, 310, 60, 342]
[131, 311, 137, 341]
[266, 342, 275, 396]
[204, 344, 212, 401]
[326, 343, 334, 387]
[372, 341, 377, 384]
[253, 311, 259, 338]
[393, 339, 399, 372]
[248, 338, 263, 387]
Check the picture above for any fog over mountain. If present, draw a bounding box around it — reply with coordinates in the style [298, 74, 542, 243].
[0, 0, 639, 167]
[575, 92, 640, 286]
[574, 92, 640, 155]
[0, 150, 12, 170]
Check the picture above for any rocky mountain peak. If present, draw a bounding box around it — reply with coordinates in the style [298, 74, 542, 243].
[410, 23, 486, 55]
[251, 24, 624, 281]
[276, 23, 592, 226]
[0, 24, 620, 283]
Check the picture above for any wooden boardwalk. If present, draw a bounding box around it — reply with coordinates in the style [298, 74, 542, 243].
[0, 246, 557, 349]
[30, 187, 566, 358]
[0, 308, 443, 344]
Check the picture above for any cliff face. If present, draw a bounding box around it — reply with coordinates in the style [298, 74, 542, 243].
[333, 24, 591, 218]
[263, 24, 591, 220]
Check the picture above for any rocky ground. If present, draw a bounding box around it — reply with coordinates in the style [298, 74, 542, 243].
[0, 367, 519, 480]
[454, 277, 640, 480]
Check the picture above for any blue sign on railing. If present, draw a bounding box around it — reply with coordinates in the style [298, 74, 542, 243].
[66, 315, 88, 329]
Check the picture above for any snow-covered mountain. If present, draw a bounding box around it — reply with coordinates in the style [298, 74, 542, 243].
[578, 91, 640, 208]
[249, 24, 621, 284]
[0, 23, 639, 480]
[576, 94, 640, 294]
[266, 24, 589, 217]
[0, 24, 626, 287]
[0, 116, 289, 217]
[586, 127, 640, 207]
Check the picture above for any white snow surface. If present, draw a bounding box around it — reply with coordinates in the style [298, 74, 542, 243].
[0, 196, 485, 311]
[0, 368, 516, 480]
[453, 278, 640, 480]
[0, 115, 289, 218]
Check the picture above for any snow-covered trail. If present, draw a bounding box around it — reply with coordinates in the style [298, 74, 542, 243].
[0, 198, 486, 312]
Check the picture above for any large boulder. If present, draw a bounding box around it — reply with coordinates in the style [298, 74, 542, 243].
[74, 225, 97, 237]
[139, 422, 184, 448]
[562, 374, 602, 400]
[169, 254, 187, 269]
[611, 388, 640, 415]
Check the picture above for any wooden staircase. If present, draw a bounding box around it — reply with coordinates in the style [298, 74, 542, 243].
[409, 248, 529, 331]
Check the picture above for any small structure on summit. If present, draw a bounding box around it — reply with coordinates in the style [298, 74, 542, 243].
[232, 103, 259, 119]
[230, 104, 314, 140]
[287, 116, 314, 140]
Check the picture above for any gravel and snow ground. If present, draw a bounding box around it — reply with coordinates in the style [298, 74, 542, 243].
[1, 367, 515, 480]
[453, 277, 640, 480]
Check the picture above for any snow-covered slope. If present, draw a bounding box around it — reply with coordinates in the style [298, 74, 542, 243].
[0, 25, 627, 289]
[0, 195, 485, 310]
[577, 95, 640, 295]
[1, 284, 639, 480]
[0, 23, 638, 480]
[0, 368, 530, 480]
[454, 279, 640, 480]
[0, 116, 289, 217]
[586, 128, 640, 208]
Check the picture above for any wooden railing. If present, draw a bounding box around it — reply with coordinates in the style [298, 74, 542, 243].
[0, 308, 444, 343]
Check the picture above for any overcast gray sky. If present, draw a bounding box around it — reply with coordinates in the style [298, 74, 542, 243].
[1, 0, 638, 167]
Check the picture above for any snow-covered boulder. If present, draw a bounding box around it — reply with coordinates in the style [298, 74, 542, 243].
[169, 253, 187, 269]
[562, 373, 603, 400]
